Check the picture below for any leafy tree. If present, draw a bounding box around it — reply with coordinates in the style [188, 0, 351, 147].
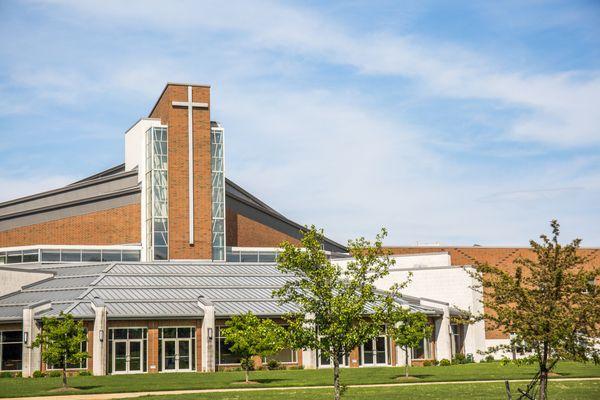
[388, 309, 432, 378]
[275, 226, 405, 400]
[222, 312, 288, 383]
[469, 220, 600, 400]
[31, 313, 88, 388]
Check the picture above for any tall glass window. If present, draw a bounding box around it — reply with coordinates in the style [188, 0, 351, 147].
[146, 126, 169, 261]
[0, 331, 23, 371]
[211, 123, 225, 261]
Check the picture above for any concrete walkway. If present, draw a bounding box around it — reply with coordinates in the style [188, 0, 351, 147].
[4, 377, 600, 400]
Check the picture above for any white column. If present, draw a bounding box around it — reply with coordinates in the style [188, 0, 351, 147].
[22, 301, 51, 377]
[91, 298, 108, 376]
[421, 300, 452, 361]
[302, 348, 317, 369]
[463, 267, 486, 361]
[198, 298, 215, 372]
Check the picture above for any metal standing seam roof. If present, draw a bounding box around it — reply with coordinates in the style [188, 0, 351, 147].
[0, 261, 445, 321]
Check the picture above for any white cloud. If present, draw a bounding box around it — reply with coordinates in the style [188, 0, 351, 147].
[36, 0, 600, 147]
[0, 174, 74, 203]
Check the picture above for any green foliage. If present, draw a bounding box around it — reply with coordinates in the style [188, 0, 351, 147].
[422, 360, 434, 367]
[267, 359, 281, 370]
[481, 354, 496, 363]
[469, 220, 600, 400]
[0, 372, 12, 378]
[32, 370, 45, 378]
[387, 308, 432, 376]
[275, 226, 406, 400]
[78, 370, 92, 376]
[222, 312, 287, 382]
[31, 312, 88, 387]
[452, 353, 468, 365]
[439, 359, 451, 366]
[47, 370, 62, 378]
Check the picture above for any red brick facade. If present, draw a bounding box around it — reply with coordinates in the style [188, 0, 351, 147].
[150, 84, 213, 260]
[226, 209, 300, 248]
[0, 204, 141, 247]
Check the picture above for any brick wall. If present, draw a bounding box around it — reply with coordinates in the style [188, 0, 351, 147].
[226, 208, 300, 248]
[387, 246, 600, 339]
[0, 204, 140, 247]
[150, 84, 212, 260]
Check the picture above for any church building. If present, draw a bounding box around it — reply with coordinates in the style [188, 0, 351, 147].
[0, 83, 596, 377]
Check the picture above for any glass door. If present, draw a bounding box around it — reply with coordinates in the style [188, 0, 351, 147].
[128, 341, 143, 373]
[113, 341, 127, 373]
[163, 340, 177, 371]
[360, 336, 388, 366]
[178, 340, 191, 371]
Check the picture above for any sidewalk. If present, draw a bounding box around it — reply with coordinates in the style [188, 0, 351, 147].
[4, 377, 600, 400]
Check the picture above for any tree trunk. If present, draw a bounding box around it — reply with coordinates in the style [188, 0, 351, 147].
[245, 366, 249, 383]
[404, 347, 409, 378]
[62, 367, 67, 389]
[539, 368, 548, 400]
[539, 342, 549, 400]
[333, 356, 341, 400]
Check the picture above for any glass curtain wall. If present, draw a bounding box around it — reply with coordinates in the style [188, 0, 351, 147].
[210, 123, 225, 261]
[145, 126, 169, 261]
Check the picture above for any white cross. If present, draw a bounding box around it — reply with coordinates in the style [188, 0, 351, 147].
[172, 86, 208, 244]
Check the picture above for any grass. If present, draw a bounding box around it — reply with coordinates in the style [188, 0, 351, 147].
[135, 381, 600, 400]
[0, 362, 598, 398]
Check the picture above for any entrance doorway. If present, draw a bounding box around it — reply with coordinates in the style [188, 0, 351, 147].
[113, 340, 144, 374]
[162, 338, 192, 372]
[108, 328, 148, 374]
[159, 327, 196, 372]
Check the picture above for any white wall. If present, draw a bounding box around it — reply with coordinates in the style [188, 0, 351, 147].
[0, 268, 53, 296]
[332, 254, 487, 361]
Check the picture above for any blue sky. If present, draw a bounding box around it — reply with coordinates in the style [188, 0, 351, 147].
[1, 0, 599, 246]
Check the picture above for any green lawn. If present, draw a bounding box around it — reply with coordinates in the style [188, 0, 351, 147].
[136, 381, 600, 400]
[0, 362, 598, 398]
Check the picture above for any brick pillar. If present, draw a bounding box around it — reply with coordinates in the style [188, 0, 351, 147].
[195, 320, 202, 372]
[148, 321, 159, 373]
[349, 347, 360, 368]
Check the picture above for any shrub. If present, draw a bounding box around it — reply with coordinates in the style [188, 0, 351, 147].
[267, 359, 281, 370]
[78, 370, 92, 376]
[500, 357, 512, 366]
[32, 370, 45, 378]
[0, 371, 12, 378]
[452, 353, 467, 364]
[422, 360, 433, 367]
[288, 365, 304, 370]
[481, 354, 495, 363]
[48, 371, 62, 378]
[15, 372, 22, 378]
[439, 359, 451, 366]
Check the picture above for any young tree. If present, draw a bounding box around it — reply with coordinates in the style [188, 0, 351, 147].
[31, 313, 88, 388]
[388, 309, 432, 378]
[275, 226, 405, 400]
[470, 220, 600, 400]
[222, 312, 288, 383]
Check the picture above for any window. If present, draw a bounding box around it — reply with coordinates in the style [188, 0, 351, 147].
[82, 251, 101, 262]
[1, 331, 23, 371]
[61, 250, 82, 262]
[107, 328, 148, 374]
[101, 251, 121, 262]
[451, 324, 464, 357]
[211, 124, 226, 261]
[360, 335, 389, 365]
[216, 327, 241, 365]
[48, 330, 87, 370]
[263, 348, 297, 364]
[145, 126, 169, 261]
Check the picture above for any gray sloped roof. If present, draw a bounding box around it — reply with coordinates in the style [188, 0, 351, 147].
[0, 261, 444, 322]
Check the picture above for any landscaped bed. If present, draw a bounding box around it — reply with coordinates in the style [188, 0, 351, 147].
[0, 362, 598, 398]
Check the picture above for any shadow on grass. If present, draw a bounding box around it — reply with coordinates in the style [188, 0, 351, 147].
[71, 385, 102, 391]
